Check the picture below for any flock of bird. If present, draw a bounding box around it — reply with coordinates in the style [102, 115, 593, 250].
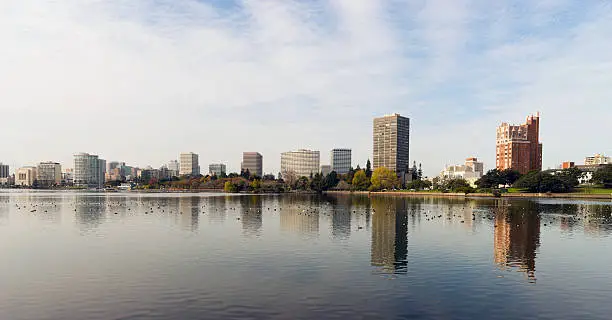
[2, 196, 609, 231]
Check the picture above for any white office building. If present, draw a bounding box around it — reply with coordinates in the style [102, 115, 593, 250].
[585, 154, 610, 165]
[330, 149, 352, 174]
[37, 162, 62, 187]
[209, 163, 227, 176]
[281, 149, 320, 178]
[440, 157, 485, 187]
[74, 153, 106, 189]
[180, 153, 200, 176]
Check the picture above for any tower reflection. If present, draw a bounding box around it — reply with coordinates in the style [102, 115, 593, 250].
[371, 197, 408, 274]
[178, 196, 200, 232]
[279, 197, 319, 237]
[74, 194, 107, 232]
[240, 195, 263, 237]
[493, 200, 540, 281]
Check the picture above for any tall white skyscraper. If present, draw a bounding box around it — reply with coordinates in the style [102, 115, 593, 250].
[74, 153, 106, 188]
[281, 149, 320, 178]
[330, 149, 352, 174]
[180, 152, 200, 176]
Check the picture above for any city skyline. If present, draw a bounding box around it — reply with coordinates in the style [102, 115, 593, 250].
[1, 1, 611, 176]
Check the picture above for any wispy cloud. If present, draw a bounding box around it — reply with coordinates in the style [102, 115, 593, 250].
[0, 0, 610, 175]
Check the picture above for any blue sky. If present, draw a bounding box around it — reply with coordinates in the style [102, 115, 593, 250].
[1, 0, 611, 176]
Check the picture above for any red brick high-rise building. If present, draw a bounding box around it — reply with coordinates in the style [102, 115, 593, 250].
[496, 113, 542, 174]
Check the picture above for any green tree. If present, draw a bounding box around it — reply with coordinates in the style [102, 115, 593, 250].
[296, 176, 309, 191]
[322, 171, 339, 190]
[592, 165, 612, 188]
[250, 179, 262, 192]
[365, 160, 372, 178]
[240, 169, 250, 180]
[514, 170, 577, 193]
[442, 178, 475, 193]
[476, 169, 521, 189]
[370, 167, 399, 191]
[310, 173, 325, 193]
[351, 170, 370, 191]
[224, 181, 237, 193]
[407, 179, 432, 190]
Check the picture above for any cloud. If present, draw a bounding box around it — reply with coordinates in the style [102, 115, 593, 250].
[0, 0, 611, 176]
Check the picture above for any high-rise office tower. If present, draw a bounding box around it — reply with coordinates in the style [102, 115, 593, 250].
[281, 149, 320, 178]
[0, 163, 9, 178]
[74, 153, 106, 188]
[496, 113, 542, 174]
[179, 152, 200, 176]
[330, 149, 351, 174]
[242, 152, 263, 177]
[373, 114, 410, 175]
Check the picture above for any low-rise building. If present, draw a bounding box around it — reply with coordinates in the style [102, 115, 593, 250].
[37, 162, 62, 187]
[561, 161, 575, 169]
[16, 167, 37, 187]
[0, 175, 14, 187]
[440, 157, 485, 187]
[585, 154, 610, 166]
[167, 160, 180, 178]
[62, 168, 74, 186]
[320, 165, 332, 176]
[138, 167, 160, 183]
[209, 163, 227, 176]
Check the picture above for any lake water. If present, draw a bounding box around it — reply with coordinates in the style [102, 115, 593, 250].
[1, 191, 612, 320]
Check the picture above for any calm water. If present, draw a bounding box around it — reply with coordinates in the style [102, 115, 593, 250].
[1, 191, 612, 320]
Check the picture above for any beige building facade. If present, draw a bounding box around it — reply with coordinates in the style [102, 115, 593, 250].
[180, 152, 200, 176]
[16, 167, 37, 186]
[281, 149, 320, 178]
[373, 114, 410, 174]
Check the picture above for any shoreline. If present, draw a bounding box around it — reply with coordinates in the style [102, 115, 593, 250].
[324, 190, 612, 200]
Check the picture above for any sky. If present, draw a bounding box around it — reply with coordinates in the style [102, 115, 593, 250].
[1, 0, 611, 177]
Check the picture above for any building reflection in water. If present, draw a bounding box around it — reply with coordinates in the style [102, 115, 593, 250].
[324, 194, 352, 240]
[493, 200, 540, 281]
[279, 199, 319, 238]
[178, 196, 200, 232]
[240, 195, 263, 237]
[371, 197, 408, 274]
[74, 194, 107, 232]
[207, 196, 228, 224]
